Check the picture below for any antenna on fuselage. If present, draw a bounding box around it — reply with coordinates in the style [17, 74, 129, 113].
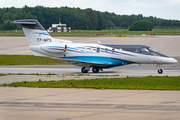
[98, 40, 101, 44]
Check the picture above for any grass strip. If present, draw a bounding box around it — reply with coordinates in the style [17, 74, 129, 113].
[1, 29, 180, 37]
[0, 55, 66, 65]
[0, 73, 6, 76]
[2, 76, 180, 90]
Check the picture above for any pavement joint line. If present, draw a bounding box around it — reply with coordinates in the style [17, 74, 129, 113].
[0, 102, 180, 111]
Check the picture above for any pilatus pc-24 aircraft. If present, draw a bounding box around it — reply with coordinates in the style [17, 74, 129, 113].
[7, 19, 177, 74]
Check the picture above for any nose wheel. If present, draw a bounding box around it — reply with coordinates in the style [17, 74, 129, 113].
[158, 69, 163, 74]
[157, 64, 163, 74]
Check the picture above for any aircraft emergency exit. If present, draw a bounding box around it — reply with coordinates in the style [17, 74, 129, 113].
[7, 19, 178, 74]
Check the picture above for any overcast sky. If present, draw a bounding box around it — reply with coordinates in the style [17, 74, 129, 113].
[0, 0, 180, 20]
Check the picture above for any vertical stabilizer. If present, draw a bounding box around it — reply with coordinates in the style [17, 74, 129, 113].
[7, 19, 52, 46]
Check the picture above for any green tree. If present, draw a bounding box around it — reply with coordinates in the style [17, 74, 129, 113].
[120, 22, 128, 28]
[107, 20, 115, 29]
[171, 21, 180, 26]
[89, 10, 96, 30]
[97, 12, 103, 30]
[0, 6, 180, 30]
[138, 14, 143, 20]
[129, 20, 153, 31]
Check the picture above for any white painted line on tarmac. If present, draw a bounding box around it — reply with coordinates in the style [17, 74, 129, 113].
[156, 36, 180, 37]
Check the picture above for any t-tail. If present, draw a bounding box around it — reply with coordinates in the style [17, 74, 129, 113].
[6, 19, 72, 57]
[7, 19, 52, 46]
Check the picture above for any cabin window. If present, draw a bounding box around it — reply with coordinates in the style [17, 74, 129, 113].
[78, 47, 85, 52]
[119, 49, 122, 54]
[92, 48, 96, 53]
[105, 48, 108, 53]
[101, 48, 105, 52]
[112, 48, 115, 53]
[86, 48, 91, 53]
[97, 47, 100, 53]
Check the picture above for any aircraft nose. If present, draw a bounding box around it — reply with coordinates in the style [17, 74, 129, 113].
[168, 58, 178, 64]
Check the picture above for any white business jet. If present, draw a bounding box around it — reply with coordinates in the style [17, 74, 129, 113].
[7, 19, 177, 74]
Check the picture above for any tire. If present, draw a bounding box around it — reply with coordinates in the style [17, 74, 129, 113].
[158, 69, 163, 74]
[81, 67, 89, 73]
[92, 67, 99, 73]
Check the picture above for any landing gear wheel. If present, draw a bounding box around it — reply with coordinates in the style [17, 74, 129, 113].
[92, 67, 99, 73]
[81, 67, 89, 73]
[158, 69, 163, 74]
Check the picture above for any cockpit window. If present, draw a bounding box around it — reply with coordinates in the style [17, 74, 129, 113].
[135, 48, 140, 53]
[148, 47, 158, 52]
[141, 48, 150, 52]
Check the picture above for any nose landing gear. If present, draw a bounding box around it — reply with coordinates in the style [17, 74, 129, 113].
[158, 69, 163, 74]
[157, 64, 163, 74]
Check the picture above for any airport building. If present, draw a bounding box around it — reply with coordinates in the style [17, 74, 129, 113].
[47, 22, 71, 32]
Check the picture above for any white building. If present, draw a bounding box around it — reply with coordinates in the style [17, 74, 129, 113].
[47, 22, 71, 32]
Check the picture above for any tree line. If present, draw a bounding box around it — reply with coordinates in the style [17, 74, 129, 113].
[0, 5, 180, 30]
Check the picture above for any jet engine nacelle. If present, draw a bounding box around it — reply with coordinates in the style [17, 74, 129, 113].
[40, 45, 66, 53]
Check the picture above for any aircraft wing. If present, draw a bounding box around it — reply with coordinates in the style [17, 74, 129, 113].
[61, 58, 109, 68]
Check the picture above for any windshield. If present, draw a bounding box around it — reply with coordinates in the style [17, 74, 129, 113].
[148, 47, 158, 52]
[147, 47, 170, 58]
[141, 48, 150, 52]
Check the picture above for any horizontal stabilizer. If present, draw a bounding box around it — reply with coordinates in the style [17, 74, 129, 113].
[5, 19, 45, 30]
[6, 21, 36, 25]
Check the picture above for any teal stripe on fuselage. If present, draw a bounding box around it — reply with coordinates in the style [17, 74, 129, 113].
[47, 46, 135, 57]
[67, 47, 78, 51]
[60, 56, 134, 68]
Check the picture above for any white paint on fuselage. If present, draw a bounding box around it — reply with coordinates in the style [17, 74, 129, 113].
[29, 39, 177, 66]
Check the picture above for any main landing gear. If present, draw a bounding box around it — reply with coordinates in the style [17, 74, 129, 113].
[92, 67, 99, 73]
[81, 67, 89, 73]
[81, 67, 102, 73]
[157, 64, 163, 74]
